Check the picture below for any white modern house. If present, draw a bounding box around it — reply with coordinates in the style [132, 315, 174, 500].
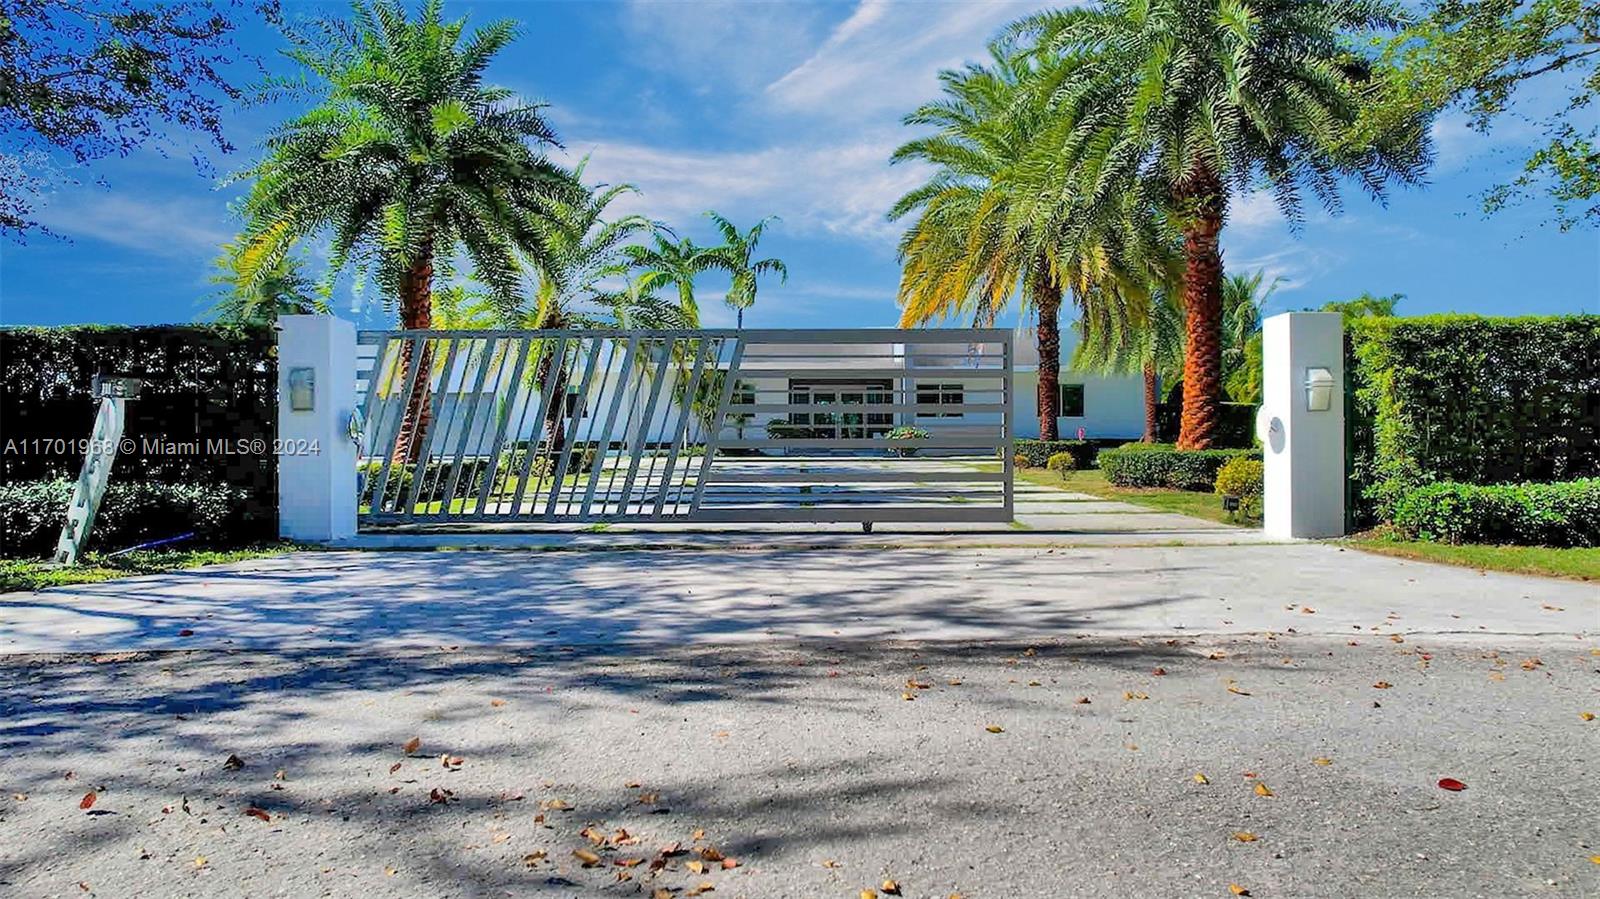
[358, 323, 1148, 456]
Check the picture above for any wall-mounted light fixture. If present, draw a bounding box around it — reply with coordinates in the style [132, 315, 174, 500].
[288, 367, 316, 412]
[1305, 367, 1334, 412]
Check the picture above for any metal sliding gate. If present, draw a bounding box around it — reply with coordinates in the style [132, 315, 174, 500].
[355, 328, 1013, 528]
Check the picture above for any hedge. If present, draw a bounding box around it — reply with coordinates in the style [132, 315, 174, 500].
[1013, 439, 1101, 469]
[1, 479, 256, 558]
[1347, 315, 1600, 525]
[1390, 479, 1600, 547]
[1099, 443, 1262, 491]
[0, 325, 278, 539]
[1154, 401, 1259, 448]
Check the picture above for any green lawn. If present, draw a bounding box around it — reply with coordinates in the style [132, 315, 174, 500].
[1343, 535, 1600, 582]
[981, 462, 1253, 527]
[0, 545, 296, 593]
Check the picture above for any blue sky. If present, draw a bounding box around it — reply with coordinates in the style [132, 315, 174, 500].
[2, 0, 1596, 330]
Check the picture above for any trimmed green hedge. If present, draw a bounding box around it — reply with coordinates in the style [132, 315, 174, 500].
[1391, 479, 1600, 547]
[1348, 315, 1600, 525]
[1099, 443, 1262, 491]
[1, 479, 255, 558]
[1013, 439, 1100, 469]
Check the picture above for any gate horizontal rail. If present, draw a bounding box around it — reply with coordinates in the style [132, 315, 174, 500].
[355, 328, 1013, 528]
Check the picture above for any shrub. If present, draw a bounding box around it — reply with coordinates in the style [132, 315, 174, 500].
[1390, 479, 1600, 547]
[1099, 443, 1262, 491]
[1347, 315, 1600, 525]
[1012, 453, 1031, 470]
[886, 425, 930, 457]
[1045, 451, 1077, 479]
[1214, 457, 1264, 499]
[1, 479, 254, 558]
[1014, 439, 1099, 469]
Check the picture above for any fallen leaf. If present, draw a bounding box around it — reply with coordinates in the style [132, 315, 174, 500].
[901, 692, 915, 701]
[1226, 684, 1251, 696]
[1521, 657, 1543, 670]
[490, 699, 506, 707]
[573, 848, 603, 867]
[1581, 712, 1595, 722]
[11, 793, 25, 801]
[1488, 672, 1506, 682]
[522, 850, 547, 867]
[1152, 667, 1167, 676]
[1389, 635, 1404, 643]
[1231, 832, 1257, 842]
[274, 769, 286, 781]
[580, 826, 607, 846]
[1076, 696, 1091, 704]
[428, 787, 454, 804]
[1123, 691, 1149, 700]
[1312, 757, 1333, 766]
[1193, 773, 1209, 784]
[882, 880, 902, 895]
[1229, 885, 1250, 896]
[441, 755, 465, 768]
[1373, 681, 1393, 689]
[492, 832, 510, 844]
[223, 754, 245, 770]
[1253, 782, 1274, 797]
[652, 890, 673, 899]
[721, 858, 740, 870]
[194, 856, 207, 869]
[402, 737, 421, 755]
[860, 891, 878, 899]
[540, 798, 572, 811]
[1589, 855, 1600, 864]
[79, 791, 97, 810]
[384, 866, 398, 876]
[244, 807, 271, 822]
[906, 680, 932, 690]
[1027, 680, 1042, 687]
[1302, 607, 1316, 614]
[984, 725, 1004, 734]
[947, 679, 963, 686]
[1437, 777, 1467, 791]
[389, 762, 402, 774]
[687, 883, 715, 896]
[616, 857, 644, 868]
[699, 847, 724, 862]
[822, 859, 840, 868]
[686, 860, 706, 874]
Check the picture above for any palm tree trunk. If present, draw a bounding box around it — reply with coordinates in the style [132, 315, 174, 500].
[1033, 264, 1061, 441]
[393, 240, 435, 466]
[1142, 363, 1159, 443]
[1176, 172, 1226, 450]
[536, 313, 572, 464]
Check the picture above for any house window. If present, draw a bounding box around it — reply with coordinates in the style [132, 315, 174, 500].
[787, 378, 894, 438]
[564, 390, 588, 419]
[1058, 383, 1085, 418]
[916, 382, 965, 418]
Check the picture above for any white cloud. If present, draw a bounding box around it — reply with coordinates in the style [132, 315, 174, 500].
[560, 131, 926, 242]
[764, 0, 1036, 121]
[33, 189, 231, 258]
[621, 0, 832, 94]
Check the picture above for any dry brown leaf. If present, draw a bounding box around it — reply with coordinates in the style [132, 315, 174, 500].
[384, 866, 398, 876]
[947, 679, 963, 686]
[652, 890, 674, 899]
[616, 857, 644, 867]
[699, 847, 724, 862]
[1231, 832, 1257, 842]
[402, 737, 421, 754]
[1373, 681, 1393, 689]
[490, 698, 506, 707]
[901, 692, 915, 701]
[1076, 696, 1091, 704]
[821, 859, 841, 868]
[523, 850, 547, 867]
[78, 791, 97, 810]
[1389, 635, 1405, 643]
[1581, 712, 1595, 721]
[572, 848, 602, 867]
[625, 781, 642, 789]
[1193, 773, 1209, 784]
[1027, 680, 1042, 687]
[721, 857, 740, 870]
[389, 762, 402, 774]
[1253, 782, 1274, 797]
[540, 798, 572, 811]
[1521, 657, 1543, 670]
[1152, 667, 1167, 676]
[687, 883, 714, 896]
[580, 826, 607, 846]
[860, 891, 878, 899]
[1312, 757, 1333, 766]
[1229, 885, 1250, 896]
[685, 860, 706, 874]
[194, 856, 207, 869]
[11, 793, 25, 801]
[1226, 683, 1252, 696]
[882, 880, 902, 895]
[1123, 691, 1149, 700]
[906, 680, 932, 690]
[984, 725, 1004, 733]
[244, 807, 271, 823]
[223, 754, 245, 770]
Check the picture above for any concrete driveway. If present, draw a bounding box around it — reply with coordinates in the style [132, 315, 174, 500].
[0, 543, 1594, 654]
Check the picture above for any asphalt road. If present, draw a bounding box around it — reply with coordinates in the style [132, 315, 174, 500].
[2, 635, 1596, 898]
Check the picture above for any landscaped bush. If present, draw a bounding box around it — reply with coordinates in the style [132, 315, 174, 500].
[1, 479, 255, 558]
[1013, 439, 1099, 470]
[1099, 443, 1262, 491]
[1045, 451, 1077, 479]
[1390, 479, 1600, 547]
[1012, 453, 1030, 470]
[1214, 456, 1265, 520]
[1348, 315, 1600, 525]
[885, 425, 930, 457]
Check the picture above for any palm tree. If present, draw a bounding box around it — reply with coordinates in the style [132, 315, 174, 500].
[890, 51, 1170, 439]
[208, 245, 328, 325]
[229, 0, 573, 460]
[1218, 269, 1281, 404]
[699, 212, 787, 329]
[626, 233, 709, 327]
[1008, 0, 1431, 448]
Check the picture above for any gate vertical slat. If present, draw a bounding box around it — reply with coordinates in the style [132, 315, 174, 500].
[439, 337, 497, 509]
[370, 334, 428, 514]
[508, 336, 568, 515]
[401, 336, 462, 516]
[651, 336, 713, 517]
[616, 340, 677, 516]
[686, 336, 745, 516]
[582, 335, 638, 516]
[472, 335, 532, 516]
[544, 337, 605, 517]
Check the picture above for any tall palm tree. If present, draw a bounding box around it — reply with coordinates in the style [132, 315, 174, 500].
[700, 212, 787, 329]
[890, 50, 1170, 439]
[1008, 0, 1431, 448]
[626, 233, 709, 327]
[1074, 286, 1183, 442]
[229, 0, 573, 460]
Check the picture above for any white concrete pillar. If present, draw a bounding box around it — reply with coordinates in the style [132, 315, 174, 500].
[1258, 312, 1345, 539]
[276, 315, 357, 542]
